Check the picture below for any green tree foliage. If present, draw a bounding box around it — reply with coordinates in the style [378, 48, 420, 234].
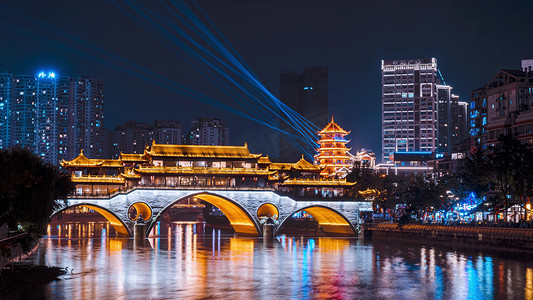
[0, 148, 75, 234]
[346, 161, 398, 210]
[464, 135, 533, 219]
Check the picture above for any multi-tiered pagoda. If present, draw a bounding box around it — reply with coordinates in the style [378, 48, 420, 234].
[314, 116, 355, 178]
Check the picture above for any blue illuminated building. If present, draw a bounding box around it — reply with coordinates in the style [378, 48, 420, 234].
[469, 60, 533, 151]
[0, 73, 12, 149]
[0, 71, 105, 164]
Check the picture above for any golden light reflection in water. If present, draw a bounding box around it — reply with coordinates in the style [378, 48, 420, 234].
[526, 268, 533, 300]
[28, 222, 533, 299]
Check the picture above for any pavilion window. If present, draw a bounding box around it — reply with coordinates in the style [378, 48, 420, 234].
[178, 161, 192, 168]
[193, 161, 206, 167]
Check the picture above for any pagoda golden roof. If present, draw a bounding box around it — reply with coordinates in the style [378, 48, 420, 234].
[145, 141, 262, 159]
[61, 150, 123, 168]
[280, 178, 356, 187]
[318, 116, 350, 135]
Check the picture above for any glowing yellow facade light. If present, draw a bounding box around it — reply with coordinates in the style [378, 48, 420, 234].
[77, 205, 130, 236]
[257, 203, 279, 220]
[195, 193, 258, 235]
[304, 206, 355, 235]
[128, 202, 153, 221]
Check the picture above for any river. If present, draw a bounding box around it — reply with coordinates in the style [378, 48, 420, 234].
[10, 222, 533, 299]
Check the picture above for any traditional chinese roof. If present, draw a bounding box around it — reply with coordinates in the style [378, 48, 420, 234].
[120, 153, 148, 162]
[268, 163, 294, 171]
[280, 178, 356, 187]
[291, 156, 321, 172]
[318, 116, 350, 135]
[258, 156, 272, 164]
[145, 141, 262, 159]
[100, 160, 124, 168]
[60, 150, 123, 168]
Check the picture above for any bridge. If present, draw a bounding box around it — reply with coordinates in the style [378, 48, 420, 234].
[54, 187, 372, 237]
[56, 136, 372, 237]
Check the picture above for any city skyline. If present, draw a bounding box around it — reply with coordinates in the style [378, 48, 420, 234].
[1, 1, 532, 160]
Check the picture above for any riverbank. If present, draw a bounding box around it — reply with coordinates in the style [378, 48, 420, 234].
[366, 223, 533, 251]
[0, 264, 66, 296]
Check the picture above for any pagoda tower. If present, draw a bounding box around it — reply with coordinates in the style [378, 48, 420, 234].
[314, 116, 355, 178]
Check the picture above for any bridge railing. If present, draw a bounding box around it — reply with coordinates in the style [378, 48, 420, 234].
[273, 191, 368, 202]
[70, 185, 276, 199]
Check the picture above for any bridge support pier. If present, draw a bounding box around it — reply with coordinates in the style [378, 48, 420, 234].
[263, 223, 274, 240]
[134, 223, 146, 241]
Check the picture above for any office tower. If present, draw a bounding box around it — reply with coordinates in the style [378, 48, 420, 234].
[68, 77, 104, 159]
[435, 85, 465, 154]
[153, 120, 182, 145]
[470, 63, 533, 149]
[279, 66, 328, 161]
[381, 58, 438, 162]
[0, 73, 12, 148]
[189, 118, 229, 146]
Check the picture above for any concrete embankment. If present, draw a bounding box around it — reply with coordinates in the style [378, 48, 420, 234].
[366, 223, 533, 250]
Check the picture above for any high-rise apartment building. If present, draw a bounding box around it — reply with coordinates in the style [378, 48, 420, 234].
[10, 75, 36, 150]
[457, 99, 469, 145]
[68, 77, 104, 159]
[35, 72, 59, 164]
[279, 67, 328, 161]
[0, 71, 104, 164]
[112, 120, 182, 158]
[470, 61, 533, 149]
[153, 120, 181, 145]
[381, 58, 439, 162]
[113, 121, 153, 157]
[188, 118, 229, 146]
[0, 73, 12, 148]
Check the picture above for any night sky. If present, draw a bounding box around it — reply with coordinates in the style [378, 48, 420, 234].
[1, 0, 532, 160]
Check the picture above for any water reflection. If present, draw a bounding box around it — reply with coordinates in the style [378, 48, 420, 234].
[18, 222, 533, 299]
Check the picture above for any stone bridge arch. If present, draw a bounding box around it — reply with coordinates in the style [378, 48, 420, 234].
[52, 203, 131, 236]
[147, 192, 261, 236]
[276, 205, 358, 236]
[59, 189, 371, 237]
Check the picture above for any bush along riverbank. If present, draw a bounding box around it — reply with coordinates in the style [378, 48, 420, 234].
[0, 264, 67, 296]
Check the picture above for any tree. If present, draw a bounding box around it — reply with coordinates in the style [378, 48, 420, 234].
[395, 175, 440, 224]
[346, 162, 399, 214]
[463, 135, 533, 221]
[0, 148, 75, 235]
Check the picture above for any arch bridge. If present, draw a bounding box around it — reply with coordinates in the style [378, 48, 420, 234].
[54, 188, 372, 237]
